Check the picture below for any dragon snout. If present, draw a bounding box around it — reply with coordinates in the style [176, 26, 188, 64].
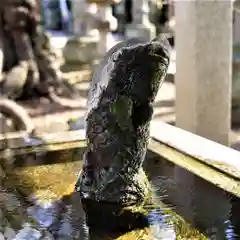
[150, 35, 171, 61]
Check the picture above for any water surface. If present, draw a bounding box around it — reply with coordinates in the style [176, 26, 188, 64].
[1, 149, 239, 239]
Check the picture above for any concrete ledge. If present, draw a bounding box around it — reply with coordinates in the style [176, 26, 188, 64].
[0, 130, 86, 157]
[148, 138, 240, 197]
[150, 121, 240, 180]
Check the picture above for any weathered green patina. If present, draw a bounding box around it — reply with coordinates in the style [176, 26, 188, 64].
[75, 36, 171, 228]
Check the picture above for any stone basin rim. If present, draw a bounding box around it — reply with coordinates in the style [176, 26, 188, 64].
[151, 121, 240, 180]
[0, 130, 86, 156]
[148, 139, 240, 198]
[1, 122, 240, 182]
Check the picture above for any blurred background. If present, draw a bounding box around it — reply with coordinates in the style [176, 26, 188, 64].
[1, 0, 240, 148]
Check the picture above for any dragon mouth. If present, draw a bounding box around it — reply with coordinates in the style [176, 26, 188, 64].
[149, 46, 170, 65]
[149, 54, 170, 67]
[149, 35, 171, 65]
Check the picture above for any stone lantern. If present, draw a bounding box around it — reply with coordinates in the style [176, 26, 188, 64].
[63, 0, 120, 64]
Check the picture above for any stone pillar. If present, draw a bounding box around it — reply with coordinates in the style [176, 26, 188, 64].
[174, 1, 233, 229]
[96, 5, 111, 56]
[126, 0, 156, 41]
[72, 1, 97, 37]
[96, 2, 118, 32]
[63, 0, 98, 64]
[175, 0, 233, 146]
[89, 0, 119, 57]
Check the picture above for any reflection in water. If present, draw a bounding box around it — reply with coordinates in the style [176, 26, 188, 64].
[145, 151, 240, 240]
[224, 220, 238, 240]
[147, 209, 176, 239]
[1, 149, 240, 239]
[23, 191, 177, 239]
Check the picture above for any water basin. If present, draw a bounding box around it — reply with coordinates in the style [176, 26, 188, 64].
[1, 148, 239, 239]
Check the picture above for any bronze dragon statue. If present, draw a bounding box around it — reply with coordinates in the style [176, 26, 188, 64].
[75, 35, 171, 231]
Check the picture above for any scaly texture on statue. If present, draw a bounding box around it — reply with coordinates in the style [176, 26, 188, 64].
[75, 37, 170, 211]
